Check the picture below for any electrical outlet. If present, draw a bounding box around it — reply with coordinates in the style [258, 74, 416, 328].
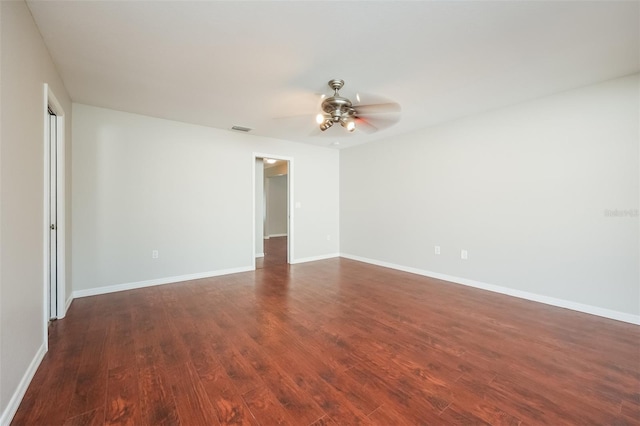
[461, 249, 468, 260]
[152, 250, 159, 259]
[434, 245, 441, 255]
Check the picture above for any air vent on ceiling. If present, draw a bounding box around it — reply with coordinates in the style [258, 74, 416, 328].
[231, 125, 252, 132]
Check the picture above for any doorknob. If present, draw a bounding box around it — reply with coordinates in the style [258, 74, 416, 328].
[50, 224, 56, 230]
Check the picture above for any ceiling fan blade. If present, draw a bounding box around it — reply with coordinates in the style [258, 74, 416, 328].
[354, 117, 378, 134]
[353, 102, 401, 114]
[271, 89, 324, 119]
[356, 114, 400, 130]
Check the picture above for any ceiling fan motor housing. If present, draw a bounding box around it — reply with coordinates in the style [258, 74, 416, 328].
[320, 80, 355, 130]
[322, 96, 352, 119]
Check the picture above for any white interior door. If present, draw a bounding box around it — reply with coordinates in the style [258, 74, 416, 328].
[48, 108, 57, 319]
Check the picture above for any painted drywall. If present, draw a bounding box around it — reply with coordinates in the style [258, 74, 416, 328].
[255, 159, 264, 256]
[341, 74, 639, 317]
[72, 104, 339, 292]
[0, 1, 72, 422]
[266, 175, 288, 237]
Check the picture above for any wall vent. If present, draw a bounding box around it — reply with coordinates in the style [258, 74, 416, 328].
[231, 125, 252, 132]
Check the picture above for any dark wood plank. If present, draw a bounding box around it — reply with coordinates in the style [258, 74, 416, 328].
[66, 301, 110, 418]
[241, 385, 297, 425]
[308, 414, 338, 426]
[197, 364, 258, 425]
[105, 366, 141, 425]
[136, 356, 180, 425]
[168, 361, 221, 426]
[133, 297, 181, 426]
[63, 406, 105, 426]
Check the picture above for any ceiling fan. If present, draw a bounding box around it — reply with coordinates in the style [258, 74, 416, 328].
[315, 79, 400, 134]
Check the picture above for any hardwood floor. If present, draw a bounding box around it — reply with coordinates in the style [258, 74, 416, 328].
[12, 240, 640, 425]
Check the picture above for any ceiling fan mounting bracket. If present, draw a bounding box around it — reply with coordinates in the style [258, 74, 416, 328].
[328, 79, 344, 91]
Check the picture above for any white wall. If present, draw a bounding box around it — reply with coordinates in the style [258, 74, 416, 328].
[341, 74, 639, 320]
[0, 1, 72, 423]
[266, 174, 288, 237]
[72, 104, 340, 293]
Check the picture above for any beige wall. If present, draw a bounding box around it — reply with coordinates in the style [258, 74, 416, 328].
[0, 1, 72, 422]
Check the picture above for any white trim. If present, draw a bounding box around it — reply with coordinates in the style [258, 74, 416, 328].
[255, 253, 265, 258]
[266, 233, 287, 238]
[290, 253, 340, 265]
[72, 266, 254, 299]
[287, 159, 294, 263]
[252, 155, 257, 268]
[42, 87, 49, 348]
[55, 111, 66, 318]
[64, 295, 73, 313]
[340, 253, 640, 325]
[0, 343, 47, 426]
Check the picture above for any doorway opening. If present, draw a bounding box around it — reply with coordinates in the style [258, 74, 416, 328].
[253, 154, 293, 269]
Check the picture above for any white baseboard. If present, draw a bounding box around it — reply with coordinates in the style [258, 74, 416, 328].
[0, 343, 47, 426]
[291, 253, 340, 264]
[55, 295, 73, 319]
[255, 253, 265, 258]
[266, 233, 287, 238]
[73, 266, 254, 299]
[340, 253, 640, 325]
[64, 295, 73, 314]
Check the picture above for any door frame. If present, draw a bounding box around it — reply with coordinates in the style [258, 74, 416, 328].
[43, 84, 67, 341]
[252, 153, 294, 268]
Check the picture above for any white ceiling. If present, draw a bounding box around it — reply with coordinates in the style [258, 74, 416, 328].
[27, 1, 639, 149]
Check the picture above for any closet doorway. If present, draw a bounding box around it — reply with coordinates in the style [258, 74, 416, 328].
[44, 83, 67, 329]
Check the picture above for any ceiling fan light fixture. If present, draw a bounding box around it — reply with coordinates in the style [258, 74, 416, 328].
[340, 115, 356, 132]
[316, 113, 325, 124]
[347, 120, 356, 132]
[319, 120, 333, 131]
